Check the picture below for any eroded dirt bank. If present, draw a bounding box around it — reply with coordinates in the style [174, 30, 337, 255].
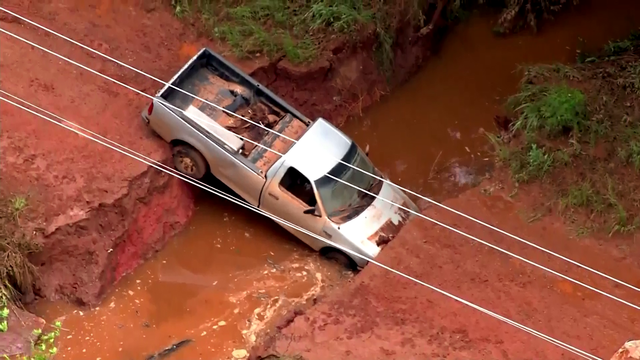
[0, 0, 437, 307]
[255, 183, 640, 360]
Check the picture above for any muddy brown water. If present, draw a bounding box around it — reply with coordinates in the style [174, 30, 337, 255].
[36, 1, 640, 359]
[342, 0, 640, 205]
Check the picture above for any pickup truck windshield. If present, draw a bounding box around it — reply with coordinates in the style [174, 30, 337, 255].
[315, 143, 383, 225]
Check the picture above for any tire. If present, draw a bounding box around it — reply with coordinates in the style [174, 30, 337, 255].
[172, 144, 208, 180]
[322, 249, 356, 270]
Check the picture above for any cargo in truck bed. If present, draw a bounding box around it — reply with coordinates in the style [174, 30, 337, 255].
[159, 49, 310, 173]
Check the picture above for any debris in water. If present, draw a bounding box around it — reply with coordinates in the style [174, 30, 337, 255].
[447, 128, 462, 140]
[232, 349, 248, 359]
[158, 265, 219, 287]
[266, 258, 281, 271]
[218, 321, 226, 326]
[145, 339, 193, 360]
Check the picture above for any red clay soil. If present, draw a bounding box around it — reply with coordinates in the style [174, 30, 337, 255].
[254, 183, 640, 360]
[0, 0, 436, 305]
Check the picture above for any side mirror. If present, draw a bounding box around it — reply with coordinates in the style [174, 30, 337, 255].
[303, 207, 321, 217]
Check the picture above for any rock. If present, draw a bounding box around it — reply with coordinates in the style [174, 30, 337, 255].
[0, 305, 46, 357]
[232, 349, 248, 359]
[611, 340, 640, 360]
[143, 0, 158, 13]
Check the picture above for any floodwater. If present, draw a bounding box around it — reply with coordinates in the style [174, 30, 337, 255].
[36, 1, 640, 359]
[342, 0, 640, 206]
[36, 190, 347, 360]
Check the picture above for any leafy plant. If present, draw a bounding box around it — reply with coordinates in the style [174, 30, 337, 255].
[0, 294, 8, 333]
[604, 39, 633, 57]
[486, 132, 510, 162]
[508, 85, 587, 137]
[9, 196, 28, 222]
[0, 289, 62, 360]
[29, 321, 62, 360]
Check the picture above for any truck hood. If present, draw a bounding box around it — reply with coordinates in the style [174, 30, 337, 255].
[337, 182, 417, 257]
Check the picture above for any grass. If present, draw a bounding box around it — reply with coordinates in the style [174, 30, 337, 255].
[507, 84, 588, 137]
[171, 0, 415, 67]
[489, 29, 640, 235]
[505, 142, 554, 183]
[0, 196, 40, 304]
[0, 196, 56, 358]
[10, 195, 28, 223]
[446, 0, 579, 33]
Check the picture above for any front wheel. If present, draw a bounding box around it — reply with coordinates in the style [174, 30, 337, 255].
[172, 144, 208, 180]
[322, 249, 356, 270]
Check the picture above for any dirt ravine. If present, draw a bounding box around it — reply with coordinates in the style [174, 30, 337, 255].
[0, 0, 438, 306]
[254, 181, 640, 360]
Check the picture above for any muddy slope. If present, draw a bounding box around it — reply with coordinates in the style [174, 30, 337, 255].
[251, 23, 442, 128]
[255, 184, 640, 360]
[0, 0, 438, 306]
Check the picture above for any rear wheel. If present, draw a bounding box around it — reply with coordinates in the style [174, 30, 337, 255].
[172, 144, 208, 180]
[322, 249, 356, 270]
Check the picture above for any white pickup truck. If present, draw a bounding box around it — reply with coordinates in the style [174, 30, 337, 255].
[141, 48, 418, 268]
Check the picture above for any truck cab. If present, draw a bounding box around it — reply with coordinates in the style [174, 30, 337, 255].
[260, 118, 418, 268]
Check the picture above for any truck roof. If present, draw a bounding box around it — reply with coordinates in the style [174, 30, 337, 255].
[284, 118, 352, 182]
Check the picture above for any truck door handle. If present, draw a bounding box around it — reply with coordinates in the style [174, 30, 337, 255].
[322, 230, 332, 239]
[268, 192, 279, 200]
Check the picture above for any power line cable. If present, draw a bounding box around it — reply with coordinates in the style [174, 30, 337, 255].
[1, 6, 637, 295]
[0, 91, 603, 360]
[1, 26, 638, 311]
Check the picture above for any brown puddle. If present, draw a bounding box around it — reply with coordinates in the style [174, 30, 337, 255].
[35, 0, 640, 358]
[36, 190, 347, 359]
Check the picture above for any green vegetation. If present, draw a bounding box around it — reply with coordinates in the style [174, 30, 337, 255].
[1, 292, 62, 360]
[0, 197, 59, 359]
[447, 0, 579, 33]
[508, 84, 588, 136]
[0, 294, 8, 333]
[1, 196, 40, 303]
[170, 0, 422, 67]
[489, 30, 640, 236]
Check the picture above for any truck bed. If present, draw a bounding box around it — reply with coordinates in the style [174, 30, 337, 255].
[160, 49, 310, 174]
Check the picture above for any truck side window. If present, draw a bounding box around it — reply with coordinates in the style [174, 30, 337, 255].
[279, 167, 317, 207]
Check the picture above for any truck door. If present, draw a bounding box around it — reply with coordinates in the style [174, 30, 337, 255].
[260, 165, 327, 250]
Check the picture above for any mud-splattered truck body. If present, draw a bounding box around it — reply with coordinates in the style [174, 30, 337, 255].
[141, 48, 419, 268]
